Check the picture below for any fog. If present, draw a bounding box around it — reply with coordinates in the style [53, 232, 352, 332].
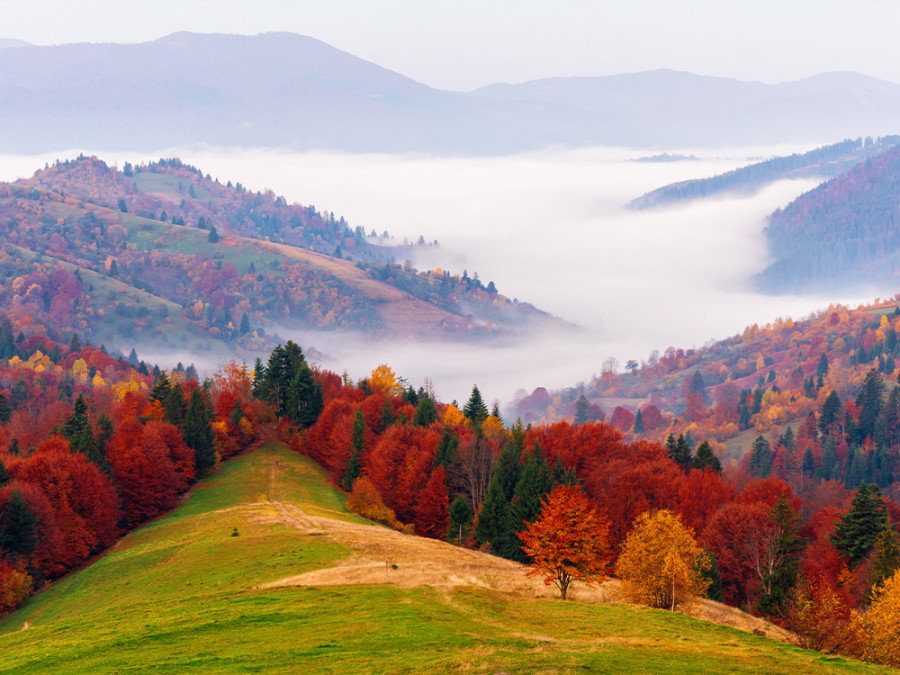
[0, 146, 885, 407]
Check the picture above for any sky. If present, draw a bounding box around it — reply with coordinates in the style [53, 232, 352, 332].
[2, 0, 900, 91]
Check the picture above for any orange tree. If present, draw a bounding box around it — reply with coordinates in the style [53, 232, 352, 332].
[859, 568, 900, 666]
[616, 509, 710, 610]
[519, 485, 611, 600]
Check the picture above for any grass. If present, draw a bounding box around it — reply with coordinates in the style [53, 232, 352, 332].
[0, 442, 891, 674]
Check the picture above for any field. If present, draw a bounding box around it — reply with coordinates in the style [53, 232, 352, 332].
[0, 442, 891, 674]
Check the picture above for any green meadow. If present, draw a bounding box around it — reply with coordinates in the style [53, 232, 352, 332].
[0, 442, 891, 674]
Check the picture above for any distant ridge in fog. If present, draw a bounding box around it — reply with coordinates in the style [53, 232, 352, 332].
[2, 32, 900, 153]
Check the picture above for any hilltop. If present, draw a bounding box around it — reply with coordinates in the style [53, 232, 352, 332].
[0, 440, 881, 674]
[0, 156, 552, 356]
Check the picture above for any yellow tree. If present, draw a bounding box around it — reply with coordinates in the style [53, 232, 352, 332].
[860, 568, 900, 666]
[369, 364, 403, 398]
[519, 485, 611, 600]
[616, 509, 710, 610]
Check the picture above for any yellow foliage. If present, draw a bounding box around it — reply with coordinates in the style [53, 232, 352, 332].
[7, 355, 21, 368]
[859, 569, 900, 666]
[481, 415, 508, 444]
[112, 380, 140, 401]
[72, 358, 89, 384]
[91, 372, 106, 388]
[441, 404, 466, 428]
[368, 364, 402, 398]
[616, 509, 710, 610]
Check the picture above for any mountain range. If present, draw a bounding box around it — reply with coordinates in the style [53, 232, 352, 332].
[2, 32, 900, 153]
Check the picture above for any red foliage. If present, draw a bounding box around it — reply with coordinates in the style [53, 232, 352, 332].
[364, 424, 440, 522]
[674, 468, 735, 534]
[702, 501, 771, 606]
[609, 406, 635, 433]
[414, 466, 449, 538]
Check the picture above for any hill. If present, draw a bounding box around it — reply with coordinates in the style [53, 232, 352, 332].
[0, 156, 552, 355]
[3, 34, 900, 152]
[628, 136, 900, 210]
[0, 439, 884, 674]
[756, 143, 900, 293]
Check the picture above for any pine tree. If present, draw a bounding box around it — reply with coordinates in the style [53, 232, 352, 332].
[574, 394, 595, 424]
[475, 431, 523, 552]
[856, 369, 886, 444]
[757, 494, 806, 617]
[208, 226, 219, 243]
[413, 395, 437, 427]
[0, 395, 10, 424]
[0, 489, 38, 559]
[287, 362, 323, 428]
[749, 436, 773, 477]
[506, 443, 552, 562]
[633, 409, 645, 434]
[692, 441, 721, 473]
[0, 458, 6, 487]
[818, 390, 842, 436]
[0, 317, 14, 359]
[185, 389, 216, 474]
[667, 433, 692, 470]
[69, 333, 82, 353]
[150, 372, 172, 404]
[449, 495, 474, 544]
[463, 385, 489, 425]
[163, 383, 186, 427]
[433, 426, 459, 468]
[341, 410, 366, 492]
[831, 483, 889, 568]
[239, 313, 251, 335]
[871, 524, 900, 592]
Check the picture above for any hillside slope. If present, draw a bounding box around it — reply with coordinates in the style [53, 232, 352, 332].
[0, 156, 552, 354]
[756, 143, 900, 293]
[0, 441, 885, 674]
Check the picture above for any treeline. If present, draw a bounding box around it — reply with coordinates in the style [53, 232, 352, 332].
[629, 136, 899, 210]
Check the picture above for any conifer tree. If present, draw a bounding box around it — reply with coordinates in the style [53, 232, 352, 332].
[288, 362, 323, 428]
[0, 394, 11, 424]
[433, 426, 459, 468]
[506, 442, 552, 562]
[757, 494, 805, 617]
[342, 410, 366, 492]
[666, 433, 692, 470]
[831, 483, 889, 568]
[0, 458, 6, 487]
[0, 489, 38, 559]
[633, 409, 644, 434]
[163, 383, 186, 427]
[871, 524, 900, 593]
[449, 495, 474, 545]
[818, 390, 842, 436]
[185, 389, 216, 474]
[463, 385, 489, 425]
[150, 372, 172, 404]
[692, 441, 721, 473]
[413, 395, 437, 427]
[574, 394, 595, 424]
[475, 430, 523, 553]
[749, 436, 773, 477]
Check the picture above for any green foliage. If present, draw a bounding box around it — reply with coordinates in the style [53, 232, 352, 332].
[185, 389, 216, 475]
[692, 441, 721, 473]
[413, 395, 437, 427]
[449, 495, 474, 543]
[506, 443, 552, 562]
[871, 524, 900, 593]
[749, 436, 773, 477]
[831, 483, 889, 568]
[757, 495, 806, 617]
[666, 433, 693, 471]
[463, 385, 489, 425]
[0, 489, 38, 559]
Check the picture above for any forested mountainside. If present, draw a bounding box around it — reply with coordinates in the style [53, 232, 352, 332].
[628, 136, 900, 210]
[0, 156, 550, 353]
[517, 297, 900, 496]
[756, 144, 900, 294]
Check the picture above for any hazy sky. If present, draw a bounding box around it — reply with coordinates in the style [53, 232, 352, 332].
[3, 0, 900, 90]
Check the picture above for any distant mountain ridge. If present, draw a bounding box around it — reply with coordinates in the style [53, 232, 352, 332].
[1, 33, 899, 153]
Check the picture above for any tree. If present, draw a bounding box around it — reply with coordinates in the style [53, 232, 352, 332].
[506, 443, 553, 561]
[0, 489, 37, 559]
[692, 441, 721, 473]
[756, 494, 806, 617]
[341, 409, 365, 492]
[414, 467, 449, 539]
[871, 524, 900, 592]
[749, 436, 773, 477]
[860, 568, 900, 666]
[208, 226, 219, 243]
[831, 483, 888, 568]
[463, 385, 489, 425]
[184, 389, 216, 474]
[617, 509, 710, 610]
[518, 485, 611, 600]
[449, 495, 473, 544]
[413, 395, 437, 427]
[666, 433, 692, 470]
[574, 394, 596, 424]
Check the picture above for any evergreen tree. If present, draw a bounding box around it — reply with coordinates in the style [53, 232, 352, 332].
[63, 394, 101, 465]
[871, 524, 900, 593]
[633, 409, 644, 434]
[449, 496, 474, 545]
[831, 483, 889, 568]
[150, 372, 172, 404]
[413, 395, 437, 427]
[251, 357, 266, 398]
[802, 447, 816, 476]
[749, 436, 773, 477]
[0, 489, 37, 559]
[856, 369, 886, 444]
[818, 390, 842, 436]
[163, 383, 186, 427]
[341, 410, 366, 492]
[692, 441, 722, 473]
[574, 394, 595, 424]
[69, 333, 82, 353]
[757, 494, 805, 617]
[287, 362, 323, 428]
[208, 226, 219, 243]
[816, 353, 829, 381]
[463, 385, 489, 425]
[505, 443, 552, 561]
[185, 389, 216, 474]
[434, 426, 459, 468]
[379, 398, 394, 432]
[0, 457, 6, 487]
[0, 394, 10, 424]
[737, 389, 752, 429]
[689, 370, 707, 402]
[490, 402, 503, 424]
[666, 433, 692, 470]
[239, 313, 251, 335]
[817, 435, 839, 481]
[0, 317, 14, 359]
[475, 429, 523, 553]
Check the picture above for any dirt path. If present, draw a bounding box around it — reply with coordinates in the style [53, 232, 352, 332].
[258, 446, 792, 642]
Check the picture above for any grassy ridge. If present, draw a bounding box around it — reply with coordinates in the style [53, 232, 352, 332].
[0, 443, 890, 674]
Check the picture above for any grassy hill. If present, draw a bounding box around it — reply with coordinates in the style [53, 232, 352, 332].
[0, 441, 889, 673]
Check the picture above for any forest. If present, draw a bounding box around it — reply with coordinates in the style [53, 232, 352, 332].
[628, 136, 899, 210]
[2, 314, 900, 665]
[756, 142, 900, 293]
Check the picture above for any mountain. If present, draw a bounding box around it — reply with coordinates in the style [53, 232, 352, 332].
[2, 33, 900, 153]
[0, 156, 553, 355]
[0, 39, 31, 49]
[755, 143, 900, 293]
[628, 136, 900, 210]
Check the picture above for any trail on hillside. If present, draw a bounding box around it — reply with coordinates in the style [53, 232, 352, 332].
[259, 444, 791, 641]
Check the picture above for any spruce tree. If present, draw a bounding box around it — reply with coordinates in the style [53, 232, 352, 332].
[871, 524, 900, 592]
[667, 433, 692, 470]
[757, 494, 805, 616]
[413, 395, 437, 427]
[749, 436, 773, 477]
[185, 389, 216, 474]
[150, 372, 172, 404]
[0, 489, 38, 559]
[574, 394, 595, 424]
[0, 457, 6, 487]
[463, 385, 489, 425]
[505, 442, 552, 561]
[341, 410, 365, 492]
[449, 496, 474, 545]
[818, 390, 842, 436]
[0, 394, 11, 424]
[692, 441, 721, 473]
[831, 483, 889, 568]
[288, 362, 323, 428]
[163, 383, 186, 427]
[434, 426, 459, 468]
